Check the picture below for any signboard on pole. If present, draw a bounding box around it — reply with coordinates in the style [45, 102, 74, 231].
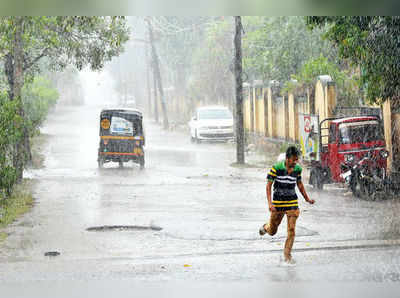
[299, 113, 320, 161]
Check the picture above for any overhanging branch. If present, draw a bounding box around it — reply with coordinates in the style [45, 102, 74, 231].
[23, 48, 49, 71]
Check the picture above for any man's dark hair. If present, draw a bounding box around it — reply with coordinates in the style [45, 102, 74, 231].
[286, 146, 300, 159]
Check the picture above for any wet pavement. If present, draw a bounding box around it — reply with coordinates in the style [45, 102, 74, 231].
[1, 103, 400, 282]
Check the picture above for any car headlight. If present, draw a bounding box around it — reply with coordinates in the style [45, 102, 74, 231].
[380, 150, 389, 159]
[345, 154, 354, 163]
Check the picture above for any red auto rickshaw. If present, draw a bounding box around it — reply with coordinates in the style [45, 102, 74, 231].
[309, 115, 388, 189]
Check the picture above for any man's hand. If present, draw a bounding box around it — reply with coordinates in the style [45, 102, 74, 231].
[269, 204, 276, 212]
[305, 198, 315, 204]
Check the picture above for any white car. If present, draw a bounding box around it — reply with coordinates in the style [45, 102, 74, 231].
[189, 106, 234, 143]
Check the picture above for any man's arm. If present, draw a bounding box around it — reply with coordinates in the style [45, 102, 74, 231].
[266, 180, 276, 212]
[297, 180, 315, 204]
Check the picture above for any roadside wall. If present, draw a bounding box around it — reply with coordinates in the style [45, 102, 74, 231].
[243, 76, 336, 144]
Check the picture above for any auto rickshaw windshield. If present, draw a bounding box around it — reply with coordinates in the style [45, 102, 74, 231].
[100, 110, 143, 137]
[339, 120, 384, 144]
[110, 116, 135, 136]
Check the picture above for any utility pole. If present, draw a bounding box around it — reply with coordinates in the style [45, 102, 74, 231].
[234, 16, 245, 164]
[146, 17, 169, 129]
[153, 66, 159, 123]
[145, 43, 152, 118]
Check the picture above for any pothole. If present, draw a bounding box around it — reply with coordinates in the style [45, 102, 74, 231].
[86, 225, 162, 232]
[44, 251, 60, 257]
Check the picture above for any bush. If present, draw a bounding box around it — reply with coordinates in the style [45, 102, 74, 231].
[0, 93, 23, 197]
[0, 76, 58, 198]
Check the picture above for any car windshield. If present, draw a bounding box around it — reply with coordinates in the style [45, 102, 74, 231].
[339, 120, 384, 144]
[198, 109, 232, 120]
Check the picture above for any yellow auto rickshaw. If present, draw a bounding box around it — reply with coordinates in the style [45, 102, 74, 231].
[97, 108, 145, 169]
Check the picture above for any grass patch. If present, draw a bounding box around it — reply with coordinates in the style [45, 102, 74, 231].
[0, 179, 34, 243]
[0, 232, 7, 242]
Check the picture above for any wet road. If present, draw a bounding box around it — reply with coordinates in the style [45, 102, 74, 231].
[1, 103, 400, 282]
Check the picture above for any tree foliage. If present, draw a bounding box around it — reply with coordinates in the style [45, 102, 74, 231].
[242, 16, 339, 84]
[190, 18, 234, 106]
[307, 16, 400, 106]
[155, 16, 211, 92]
[288, 55, 360, 106]
[0, 16, 130, 191]
[0, 16, 129, 70]
[0, 93, 22, 197]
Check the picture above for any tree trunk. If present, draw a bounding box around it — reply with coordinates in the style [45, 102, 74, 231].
[146, 18, 169, 129]
[153, 67, 159, 123]
[391, 99, 400, 172]
[4, 54, 14, 100]
[13, 17, 26, 181]
[234, 16, 245, 164]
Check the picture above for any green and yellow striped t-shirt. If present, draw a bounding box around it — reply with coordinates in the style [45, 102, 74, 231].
[267, 161, 302, 211]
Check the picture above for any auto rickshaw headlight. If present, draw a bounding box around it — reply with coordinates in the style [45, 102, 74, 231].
[345, 154, 354, 163]
[380, 150, 389, 159]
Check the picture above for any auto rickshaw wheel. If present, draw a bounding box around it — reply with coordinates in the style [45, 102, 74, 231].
[139, 156, 145, 170]
[98, 157, 104, 169]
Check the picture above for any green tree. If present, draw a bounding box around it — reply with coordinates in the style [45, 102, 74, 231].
[288, 55, 360, 107]
[242, 16, 339, 84]
[155, 17, 210, 97]
[0, 16, 129, 179]
[307, 16, 400, 170]
[190, 18, 234, 109]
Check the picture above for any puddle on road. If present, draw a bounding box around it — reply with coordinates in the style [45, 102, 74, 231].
[86, 225, 162, 232]
[163, 225, 318, 241]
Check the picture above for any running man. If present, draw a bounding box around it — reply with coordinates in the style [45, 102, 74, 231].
[259, 146, 315, 265]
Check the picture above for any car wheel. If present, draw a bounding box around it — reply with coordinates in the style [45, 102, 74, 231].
[195, 130, 201, 144]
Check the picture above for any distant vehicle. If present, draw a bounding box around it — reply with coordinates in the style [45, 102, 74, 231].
[124, 96, 136, 108]
[97, 108, 145, 169]
[188, 106, 234, 143]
